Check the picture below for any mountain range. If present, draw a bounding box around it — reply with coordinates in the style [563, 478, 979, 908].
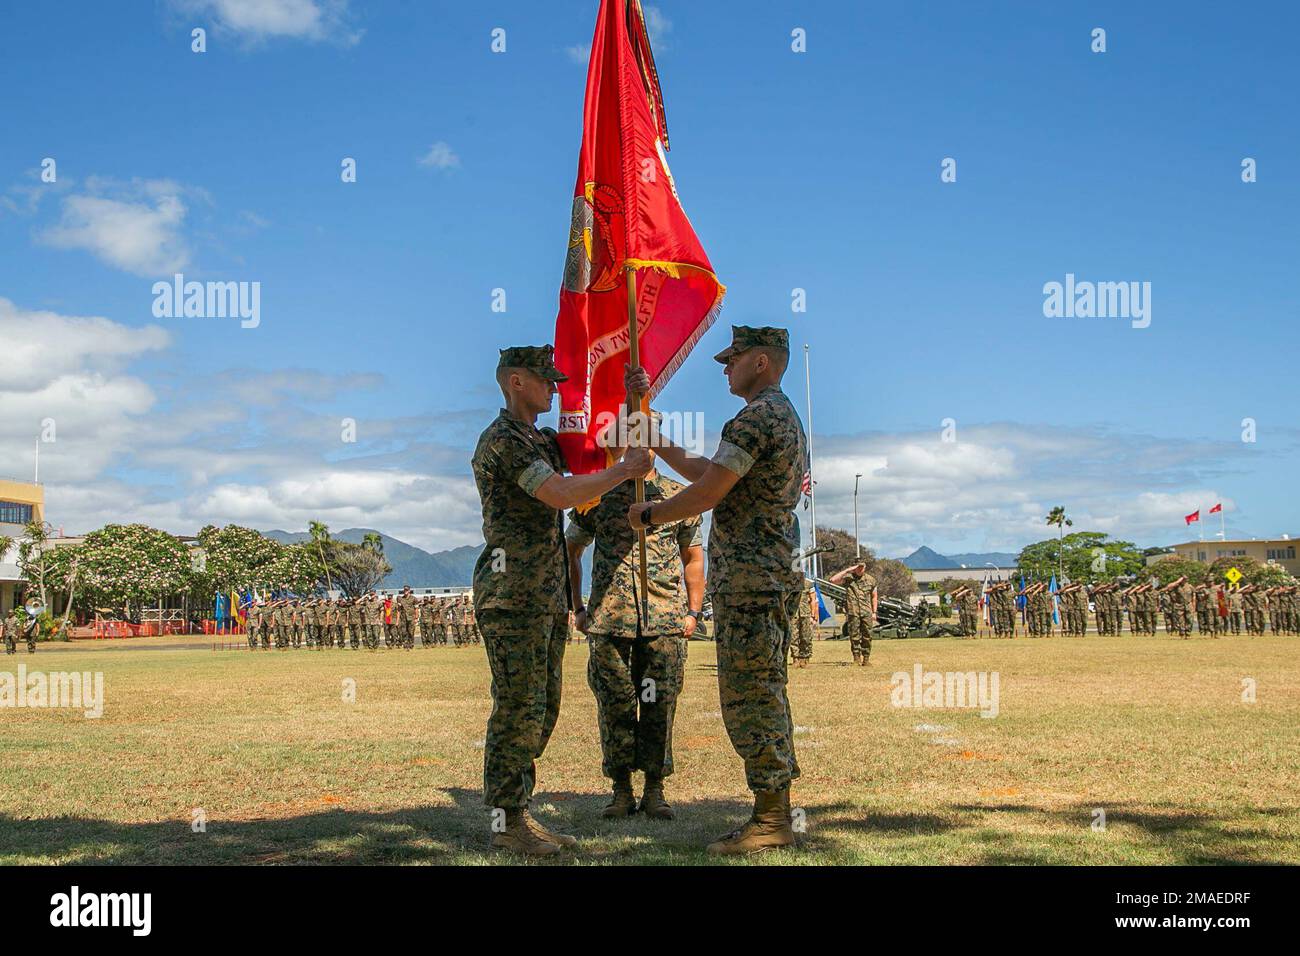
[261, 530, 1022, 587]
[262, 528, 480, 588]
[897, 546, 1020, 570]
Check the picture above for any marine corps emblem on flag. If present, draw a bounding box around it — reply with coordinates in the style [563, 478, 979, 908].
[564, 183, 626, 295]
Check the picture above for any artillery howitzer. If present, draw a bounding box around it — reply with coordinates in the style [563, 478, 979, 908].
[872, 596, 962, 639]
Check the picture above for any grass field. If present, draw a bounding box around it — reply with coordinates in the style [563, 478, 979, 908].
[1, 632, 1297, 865]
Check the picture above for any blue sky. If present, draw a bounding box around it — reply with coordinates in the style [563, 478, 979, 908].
[1, 0, 1296, 557]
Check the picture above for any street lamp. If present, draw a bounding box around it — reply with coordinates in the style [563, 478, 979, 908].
[853, 473, 863, 558]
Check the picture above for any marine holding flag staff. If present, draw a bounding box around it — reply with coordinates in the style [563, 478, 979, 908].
[625, 325, 810, 855]
[471, 345, 651, 858]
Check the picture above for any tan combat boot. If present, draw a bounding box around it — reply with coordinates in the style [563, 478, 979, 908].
[602, 773, 638, 818]
[489, 810, 561, 857]
[639, 775, 674, 820]
[522, 808, 577, 847]
[706, 789, 796, 855]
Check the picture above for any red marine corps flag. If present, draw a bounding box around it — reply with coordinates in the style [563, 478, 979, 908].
[553, 0, 725, 475]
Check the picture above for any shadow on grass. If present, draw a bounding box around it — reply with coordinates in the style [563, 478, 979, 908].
[0, 794, 1290, 865]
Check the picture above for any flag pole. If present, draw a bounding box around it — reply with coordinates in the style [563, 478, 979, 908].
[626, 265, 651, 622]
[803, 344, 818, 579]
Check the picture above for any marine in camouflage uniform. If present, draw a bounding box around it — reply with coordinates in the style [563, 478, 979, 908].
[359, 594, 380, 649]
[626, 326, 807, 855]
[830, 564, 876, 664]
[3, 610, 19, 655]
[566, 471, 704, 819]
[444, 599, 459, 646]
[990, 582, 1015, 637]
[790, 580, 816, 665]
[272, 600, 289, 649]
[245, 603, 260, 649]
[396, 588, 417, 649]
[345, 598, 362, 649]
[472, 345, 651, 857]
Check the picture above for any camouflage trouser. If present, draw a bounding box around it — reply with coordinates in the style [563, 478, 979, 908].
[790, 615, 813, 662]
[247, 627, 259, 650]
[958, 609, 978, 636]
[401, 623, 415, 649]
[587, 632, 685, 779]
[713, 592, 800, 794]
[363, 624, 380, 650]
[4, 632, 14, 655]
[480, 608, 567, 811]
[845, 614, 872, 661]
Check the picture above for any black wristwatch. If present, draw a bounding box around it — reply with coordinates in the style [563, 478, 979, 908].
[686, 609, 701, 621]
[640, 504, 657, 530]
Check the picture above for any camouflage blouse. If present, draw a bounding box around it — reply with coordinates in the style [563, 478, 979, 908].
[708, 385, 808, 602]
[471, 410, 569, 615]
[566, 475, 702, 638]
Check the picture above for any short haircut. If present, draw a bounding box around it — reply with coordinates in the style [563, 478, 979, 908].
[754, 346, 790, 376]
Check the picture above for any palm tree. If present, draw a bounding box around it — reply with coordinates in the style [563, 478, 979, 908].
[1045, 506, 1072, 580]
[362, 532, 384, 558]
[309, 521, 335, 592]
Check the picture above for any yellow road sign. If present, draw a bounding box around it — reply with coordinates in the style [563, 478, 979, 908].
[1225, 567, 1242, 584]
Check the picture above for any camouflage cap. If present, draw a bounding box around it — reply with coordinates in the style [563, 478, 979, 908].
[713, 325, 790, 363]
[498, 344, 568, 382]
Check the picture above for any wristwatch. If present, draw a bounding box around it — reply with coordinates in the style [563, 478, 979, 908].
[639, 504, 657, 530]
[686, 609, 700, 621]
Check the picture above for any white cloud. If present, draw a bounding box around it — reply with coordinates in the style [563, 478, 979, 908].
[644, 5, 672, 45]
[806, 423, 1264, 557]
[0, 298, 170, 392]
[37, 180, 194, 277]
[417, 142, 460, 171]
[170, 0, 362, 46]
[565, 43, 590, 64]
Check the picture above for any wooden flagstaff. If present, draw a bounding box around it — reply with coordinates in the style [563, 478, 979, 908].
[625, 264, 651, 622]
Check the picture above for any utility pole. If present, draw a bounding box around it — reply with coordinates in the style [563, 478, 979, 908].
[853, 473, 862, 558]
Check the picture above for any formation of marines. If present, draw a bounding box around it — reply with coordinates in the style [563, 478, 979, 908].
[946, 576, 1298, 638]
[241, 588, 481, 650]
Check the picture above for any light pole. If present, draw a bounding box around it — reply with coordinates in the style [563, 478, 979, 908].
[853, 473, 862, 558]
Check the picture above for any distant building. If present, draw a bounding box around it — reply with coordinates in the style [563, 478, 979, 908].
[909, 566, 1015, 589]
[0, 477, 45, 615]
[1159, 537, 1300, 577]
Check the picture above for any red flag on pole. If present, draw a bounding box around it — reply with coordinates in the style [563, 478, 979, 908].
[553, 0, 725, 475]
[1185, 510, 1200, 525]
[1208, 502, 1222, 514]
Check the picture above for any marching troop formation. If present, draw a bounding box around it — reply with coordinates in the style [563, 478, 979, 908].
[952, 578, 1299, 638]
[242, 588, 481, 650]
